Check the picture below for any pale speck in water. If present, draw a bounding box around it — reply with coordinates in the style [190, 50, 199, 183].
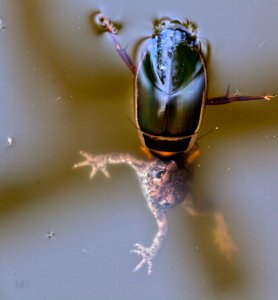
[226, 167, 232, 172]
[233, 90, 241, 96]
[0, 18, 5, 30]
[26, 48, 35, 54]
[258, 41, 267, 48]
[56, 96, 62, 101]
[46, 231, 56, 239]
[266, 135, 277, 139]
[4, 136, 15, 147]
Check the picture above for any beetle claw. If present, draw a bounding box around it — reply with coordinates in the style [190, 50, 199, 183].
[93, 12, 121, 34]
[264, 94, 276, 100]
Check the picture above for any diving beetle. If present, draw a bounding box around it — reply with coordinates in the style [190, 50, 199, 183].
[95, 13, 274, 159]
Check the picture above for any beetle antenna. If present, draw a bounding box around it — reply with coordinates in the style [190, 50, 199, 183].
[126, 116, 140, 131]
[197, 126, 219, 142]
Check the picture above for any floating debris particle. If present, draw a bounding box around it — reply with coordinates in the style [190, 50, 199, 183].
[258, 41, 267, 48]
[233, 90, 240, 96]
[0, 18, 5, 30]
[46, 231, 55, 239]
[4, 136, 15, 147]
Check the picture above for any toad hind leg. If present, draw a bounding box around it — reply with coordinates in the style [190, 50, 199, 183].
[131, 212, 168, 275]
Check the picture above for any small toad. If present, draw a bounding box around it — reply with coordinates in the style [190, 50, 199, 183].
[74, 150, 236, 274]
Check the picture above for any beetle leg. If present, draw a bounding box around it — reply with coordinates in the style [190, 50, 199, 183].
[97, 13, 137, 75]
[185, 144, 200, 166]
[206, 84, 275, 105]
[140, 145, 153, 160]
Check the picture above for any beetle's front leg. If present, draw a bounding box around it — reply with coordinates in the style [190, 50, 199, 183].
[131, 209, 168, 275]
[206, 84, 275, 105]
[94, 13, 136, 75]
[73, 151, 149, 179]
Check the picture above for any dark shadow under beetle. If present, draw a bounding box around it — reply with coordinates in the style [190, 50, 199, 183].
[74, 149, 237, 274]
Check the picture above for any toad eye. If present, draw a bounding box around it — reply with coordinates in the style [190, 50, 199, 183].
[154, 170, 166, 179]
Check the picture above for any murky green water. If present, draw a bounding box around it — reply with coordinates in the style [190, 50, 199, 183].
[0, 1, 278, 299]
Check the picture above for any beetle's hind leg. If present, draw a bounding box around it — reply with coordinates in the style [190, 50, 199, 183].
[206, 84, 275, 105]
[93, 12, 137, 75]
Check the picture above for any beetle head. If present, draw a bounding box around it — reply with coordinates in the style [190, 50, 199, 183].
[153, 17, 198, 39]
